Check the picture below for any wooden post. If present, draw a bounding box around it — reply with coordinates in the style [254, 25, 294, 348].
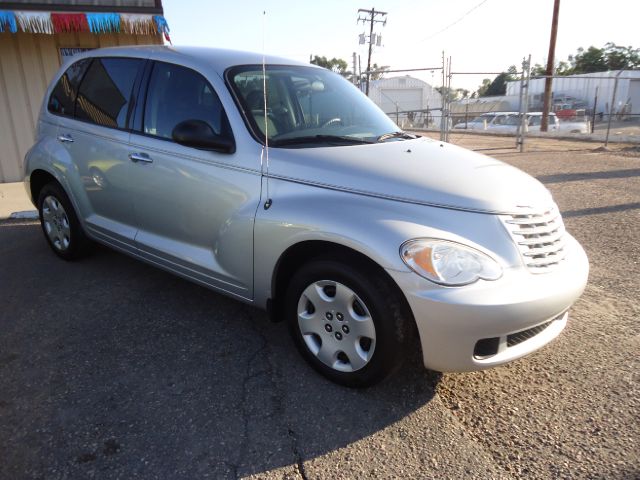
[541, 0, 560, 132]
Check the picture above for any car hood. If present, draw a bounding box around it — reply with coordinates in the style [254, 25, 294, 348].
[267, 137, 552, 214]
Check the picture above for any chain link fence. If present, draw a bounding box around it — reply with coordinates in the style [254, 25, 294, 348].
[372, 66, 640, 149]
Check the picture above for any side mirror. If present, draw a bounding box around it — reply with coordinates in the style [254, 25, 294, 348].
[172, 119, 235, 153]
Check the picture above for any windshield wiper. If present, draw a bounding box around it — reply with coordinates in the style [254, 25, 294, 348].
[271, 135, 374, 147]
[376, 131, 418, 142]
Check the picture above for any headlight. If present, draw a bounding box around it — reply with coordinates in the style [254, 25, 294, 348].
[400, 239, 502, 286]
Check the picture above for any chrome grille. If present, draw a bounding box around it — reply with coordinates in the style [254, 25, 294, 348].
[501, 205, 567, 272]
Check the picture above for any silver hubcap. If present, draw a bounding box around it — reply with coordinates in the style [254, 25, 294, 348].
[42, 195, 71, 251]
[297, 280, 376, 372]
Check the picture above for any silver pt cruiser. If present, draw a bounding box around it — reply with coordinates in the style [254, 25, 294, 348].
[24, 46, 589, 387]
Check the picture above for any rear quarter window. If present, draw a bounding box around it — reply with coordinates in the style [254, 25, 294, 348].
[48, 58, 91, 117]
[75, 57, 142, 129]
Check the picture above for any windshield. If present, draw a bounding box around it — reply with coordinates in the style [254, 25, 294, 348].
[227, 65, 401, 147]
[470, 114, 495, 124]
[505, 114, 522, 126]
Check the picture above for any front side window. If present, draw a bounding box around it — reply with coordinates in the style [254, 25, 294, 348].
[143, 62, 230, 140]
[75, 57, 141, 129]
[505, 114, 522, 126]
[471, 114, 495, 124]
[228, 65, 400, 147]
[528, 115, 541, 126]
[493, 115, 508, 125]
[48, 58, 90, 117]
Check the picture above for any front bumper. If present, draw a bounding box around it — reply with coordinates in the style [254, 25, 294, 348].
[387, 234, 589, 372]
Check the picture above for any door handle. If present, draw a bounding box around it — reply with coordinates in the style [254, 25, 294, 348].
[57, 134, 74, 143]
[129, 152, 153, 164]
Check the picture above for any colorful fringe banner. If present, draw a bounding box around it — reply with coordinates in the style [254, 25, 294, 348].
[86, 13, 120, 33]
[16, 12, 53, 34]
[51, 13, 89, 33]
[0, 11, 18, 33]
[121, 13, 156, 35]
[2, 10, 169, 38]
[153, 15, 171, 44]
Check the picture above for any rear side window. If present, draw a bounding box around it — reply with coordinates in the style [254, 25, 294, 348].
[75, 57, 141, 129]
[143, 62, 230, 140]
[48, 59, 90, 117]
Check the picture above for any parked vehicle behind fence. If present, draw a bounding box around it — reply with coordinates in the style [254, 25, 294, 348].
[24, 46, 589, 387]
[500, 112, 590, 134]
[456, 111, 589, 134]
[453, 112, 517, 130]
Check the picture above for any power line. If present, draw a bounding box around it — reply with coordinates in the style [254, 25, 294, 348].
[419, 0, 489, 42]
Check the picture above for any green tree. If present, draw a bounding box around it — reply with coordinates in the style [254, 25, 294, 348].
[477, 65, 518, 97]
[571, 46, 607, 73]
[436, 87, 469, 102]
[531, 60, 571, 77]
[310, 55, 351, 78]
[476, 78, 492, 97]
[369, 63, 390, 80]
[532, 43, 640, 76]
[602, 42, 640, 70]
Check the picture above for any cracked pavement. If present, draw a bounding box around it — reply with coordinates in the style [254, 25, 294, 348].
[1, 136, 638, 479]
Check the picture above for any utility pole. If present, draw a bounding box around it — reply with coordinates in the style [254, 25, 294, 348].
[517, 55, 531, 152]
[590, 86, 598, 133]
[541, 0, 560, 132]
[440, 51, 446, 141]
[352, 52, 358, 85]
[357, 7, 387, 96]
[605, 71, 622, 147]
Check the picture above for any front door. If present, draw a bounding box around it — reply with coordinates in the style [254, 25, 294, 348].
[127, 61, 261, 300]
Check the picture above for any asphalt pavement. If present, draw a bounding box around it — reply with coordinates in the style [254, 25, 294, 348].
[1, 136, 638, 479]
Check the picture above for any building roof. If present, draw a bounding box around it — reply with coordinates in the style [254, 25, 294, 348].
[371, 75, 434, 88]
[0, 0, 163, 14]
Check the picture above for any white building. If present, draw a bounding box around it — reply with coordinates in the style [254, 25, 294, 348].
[506, 70, 640, 116]
[368, 76, 442, 128]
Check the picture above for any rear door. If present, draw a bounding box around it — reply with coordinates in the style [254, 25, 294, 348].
[127, 61, 261, 300]
[54, 56, 144, 253]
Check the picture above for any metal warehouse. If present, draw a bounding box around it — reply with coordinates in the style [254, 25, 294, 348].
[506, 70, 640, 117]
[368, 76, 443, 128]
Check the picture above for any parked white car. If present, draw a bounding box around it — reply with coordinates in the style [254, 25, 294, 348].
[453, 112, 517, 130]
[491, 112, 590, 134]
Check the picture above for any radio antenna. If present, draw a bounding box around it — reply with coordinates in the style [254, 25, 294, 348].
[261, 10, 272, 210]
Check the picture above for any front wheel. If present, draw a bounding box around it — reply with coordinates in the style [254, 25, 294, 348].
[285, 258, 414, 387]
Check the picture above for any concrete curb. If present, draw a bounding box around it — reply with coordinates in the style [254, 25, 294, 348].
[0, 182, 35, 220]
[9, 210, 38, 220]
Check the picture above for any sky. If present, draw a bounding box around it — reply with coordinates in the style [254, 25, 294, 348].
[162, 0, 639, 92]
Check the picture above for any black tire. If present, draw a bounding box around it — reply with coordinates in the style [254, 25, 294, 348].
[37, 182, 91, 260]
[285, 257, 414, 388]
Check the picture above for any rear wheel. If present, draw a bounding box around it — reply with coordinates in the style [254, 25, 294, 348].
[37, 182, 90, 260]
[285, 258, 414, 387]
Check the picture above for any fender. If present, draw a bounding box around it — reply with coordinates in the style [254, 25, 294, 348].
[253, 176, 522, 309]
[24, 120, 89, 228]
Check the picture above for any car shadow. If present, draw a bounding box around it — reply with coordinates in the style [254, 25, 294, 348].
[537, 168, 640, 184]
[561, 202, 640, 218]
[0, 224, 440, 479]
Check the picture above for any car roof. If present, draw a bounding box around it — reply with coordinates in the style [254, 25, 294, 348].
[66, 45, 312, 74]
[480, 112, 518, 116]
